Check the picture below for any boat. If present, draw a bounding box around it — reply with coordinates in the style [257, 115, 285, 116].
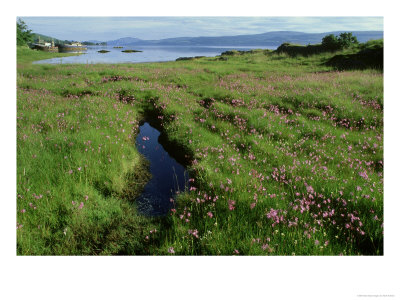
[31, 38, 58, 52]
[58, 42, 87, 53]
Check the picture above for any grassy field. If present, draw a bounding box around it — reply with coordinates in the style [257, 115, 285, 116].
[16, 44, 383, 255]
[17, 46, 80, 67]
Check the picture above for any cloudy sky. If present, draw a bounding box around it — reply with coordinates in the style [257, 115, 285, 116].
[20, 16, 383, 42]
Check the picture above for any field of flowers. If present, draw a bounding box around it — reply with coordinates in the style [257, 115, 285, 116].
[17, 46, 383, 255]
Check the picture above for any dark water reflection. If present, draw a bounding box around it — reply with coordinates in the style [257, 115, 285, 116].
[135, 122, 188, 216]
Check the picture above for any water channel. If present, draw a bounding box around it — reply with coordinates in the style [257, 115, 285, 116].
[135, 122, 189, 216]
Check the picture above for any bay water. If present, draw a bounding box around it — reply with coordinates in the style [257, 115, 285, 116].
[33, 45, 277, 64]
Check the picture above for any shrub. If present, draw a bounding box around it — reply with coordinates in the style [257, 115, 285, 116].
[338, 32, 359, 48]
[17, 18, 33, 46]
[321, 34, 341, 51]
[321, 32, 359, 51]
[276, 43, 325, 56]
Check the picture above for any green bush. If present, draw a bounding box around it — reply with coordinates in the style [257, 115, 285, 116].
[321, 32, 359, 51]
[321, 34, 341, 51]
[276, 43, 325, 56]
[278, 32, 362, 57]
[338, 32, 359, 48]
[17, 18, 33, 46]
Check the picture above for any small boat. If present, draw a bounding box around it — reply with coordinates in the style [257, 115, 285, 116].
[58, 42, 87, 53]
[32, 43, 58, 52]
[31, 38, 58, 52]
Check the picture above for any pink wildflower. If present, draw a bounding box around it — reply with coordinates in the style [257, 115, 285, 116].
[359, 171, 369, 180]
[188, 229, 199, 238]
[228, 200, 236, 211]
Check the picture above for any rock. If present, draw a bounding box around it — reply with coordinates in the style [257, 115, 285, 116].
[121, 49, 142, 53]
[176, 57, 194, 61]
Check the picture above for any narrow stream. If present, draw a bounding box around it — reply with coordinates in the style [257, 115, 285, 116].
[135, 122, 189, 216]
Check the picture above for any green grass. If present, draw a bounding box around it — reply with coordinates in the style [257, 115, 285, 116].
[17, 46, 80, 66]
[17, 44, 383, 255]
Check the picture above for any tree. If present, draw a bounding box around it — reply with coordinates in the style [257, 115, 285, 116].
[321, 34, 340, 50]
[17, 18, 33, 46]
[337, 32, 359, 49]
[321, 32, 359, 51]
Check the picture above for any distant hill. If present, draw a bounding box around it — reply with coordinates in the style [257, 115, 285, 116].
[85, 40, 105, 44]
[31, 33, 69, 45]
[31, 33, 94, 46]
[82, 40, 107, 46]
[31, 31, 384, 48]
[106, 37, 143, 46]
[105, 31, 383, 47]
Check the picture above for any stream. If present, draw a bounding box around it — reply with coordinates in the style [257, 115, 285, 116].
[135, 122, 189, 216]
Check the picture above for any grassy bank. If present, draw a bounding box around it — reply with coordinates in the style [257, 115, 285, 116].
[17, 47, 155, 254]
[277, 39, 383, 70]
[17, 45, 383, 255]
[17, 46, 80, 67]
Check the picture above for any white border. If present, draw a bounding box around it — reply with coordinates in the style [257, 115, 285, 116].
[2, 1, 399, 300]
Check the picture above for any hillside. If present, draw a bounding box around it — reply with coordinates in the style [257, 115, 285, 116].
[31, 33, 69, 45]
[106, 31, 383, 46]
[31, 30, 383, 48]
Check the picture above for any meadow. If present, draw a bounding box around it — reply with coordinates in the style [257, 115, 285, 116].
[17, 43, 383, 255]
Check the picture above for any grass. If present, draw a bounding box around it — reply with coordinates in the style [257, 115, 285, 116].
[17, 46, 79, 67]
[277, 39, 383, 70]
[16, 43, 383, 255]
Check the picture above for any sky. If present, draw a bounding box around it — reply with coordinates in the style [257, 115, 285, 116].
[19, 16, 384, 42]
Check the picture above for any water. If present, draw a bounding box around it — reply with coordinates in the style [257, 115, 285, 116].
[135, 122, 188, 216]
[33, 45, 277, 64]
